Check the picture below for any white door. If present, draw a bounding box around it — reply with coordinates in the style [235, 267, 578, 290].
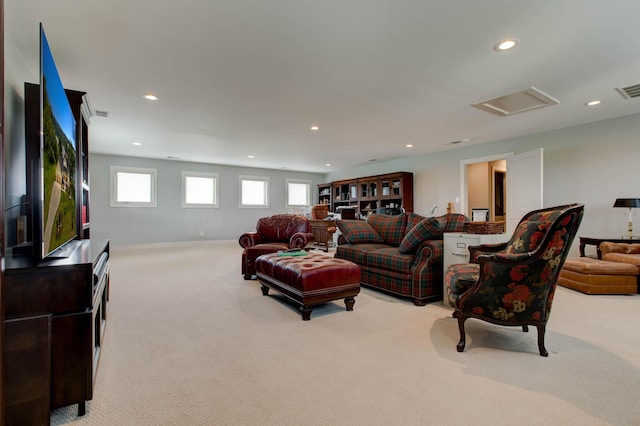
[506, 148, 543, 235]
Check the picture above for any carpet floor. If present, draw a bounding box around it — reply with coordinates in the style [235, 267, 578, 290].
[50, 240, 640, 425]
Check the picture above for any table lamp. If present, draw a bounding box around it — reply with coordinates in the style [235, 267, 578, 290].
[613, 198, 640, 239]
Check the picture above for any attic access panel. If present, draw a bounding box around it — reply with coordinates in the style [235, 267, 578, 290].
[472, 87, 559, 116]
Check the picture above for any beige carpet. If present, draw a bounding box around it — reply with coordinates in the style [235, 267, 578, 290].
[51, 240, 640, 425]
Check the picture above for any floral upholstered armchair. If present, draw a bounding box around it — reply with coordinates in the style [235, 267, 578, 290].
[239, 214, 313, 279]
[445, 203, 584, 356]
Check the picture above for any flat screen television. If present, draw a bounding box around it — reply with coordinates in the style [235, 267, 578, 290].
[38, 23, 78, 258]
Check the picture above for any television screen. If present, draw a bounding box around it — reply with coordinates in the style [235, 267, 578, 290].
[40, 24, 78, 258]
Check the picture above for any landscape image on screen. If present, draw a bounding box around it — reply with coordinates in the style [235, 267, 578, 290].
[41, 28, 77, 256]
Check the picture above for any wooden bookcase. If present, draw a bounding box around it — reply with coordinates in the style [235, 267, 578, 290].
[317, 183, 331, 205]
[319, 172, 413, 217]
[332, 179, 359, 213]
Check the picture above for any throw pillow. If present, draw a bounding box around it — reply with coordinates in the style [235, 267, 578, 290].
[337, 220, 384, 244]
[505, 221, 548, 254]
[405, 213, 426, 232]
[366, 213, 408, 246]
[398, 217, 442, 254]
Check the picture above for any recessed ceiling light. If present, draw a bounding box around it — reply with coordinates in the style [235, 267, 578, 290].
[143, 94, 158, 101]
[310, 125, 319, 131]
[406, 144, 413, 148]
[585, 99, 602, 106]
[325, 163, 331, 167]
[493, 38, 519, 51]
[248, 155, 255, 158]
[132, 142, 142, 146]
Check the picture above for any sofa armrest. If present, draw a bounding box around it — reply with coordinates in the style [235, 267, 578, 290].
[469, 242, 508, 263]
[290, 232, 314, 248]
[413, 239, 444, 268]
[239, 232, 263, 248]
[407, 239, 445, 300]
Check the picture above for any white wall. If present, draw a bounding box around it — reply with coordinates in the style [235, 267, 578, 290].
[467, 162, 490, 216]
[89, 154, 325, 246]
[326, 113, 640, 256]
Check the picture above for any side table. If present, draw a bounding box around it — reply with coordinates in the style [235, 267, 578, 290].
[309, 219, 336, 252]
[579, 237, 640, 259]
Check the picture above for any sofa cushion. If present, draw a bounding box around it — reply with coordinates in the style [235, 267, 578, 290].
[601, 253, 640, 269]
[337, 220, 384, 244]
[336, 243, 390, 265]
[398, 217, 442, 254]
[600, 242, 640, 256]
[366, 247, 415, 274]
[367, 214, 408, 246]
[562, 257, 639, 275]
[505, 221, 548, 254]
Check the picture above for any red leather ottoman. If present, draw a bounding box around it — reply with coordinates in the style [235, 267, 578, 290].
[256, 252, 361, 320]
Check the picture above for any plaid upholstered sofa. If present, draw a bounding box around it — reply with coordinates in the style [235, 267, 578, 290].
[335, 212, 467, 305]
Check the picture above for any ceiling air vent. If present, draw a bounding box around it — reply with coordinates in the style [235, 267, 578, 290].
[616, 84, 640, 99]
[95, 110, 110, 118]
[472, 86, 559, 117]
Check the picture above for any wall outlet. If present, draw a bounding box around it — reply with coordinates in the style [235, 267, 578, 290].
[199, 230, 204, 237]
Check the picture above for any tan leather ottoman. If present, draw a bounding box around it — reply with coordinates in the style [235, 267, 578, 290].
[558, 257, 638, 294]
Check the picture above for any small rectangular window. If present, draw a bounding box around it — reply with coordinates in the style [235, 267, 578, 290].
[286, 179, 311, 207]
[240, 175, 269, 208]
[110, 166, 157, 207]
[182, 172, 219, 208]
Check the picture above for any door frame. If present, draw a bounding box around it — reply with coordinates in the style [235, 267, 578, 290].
[459, 152, 513, 218]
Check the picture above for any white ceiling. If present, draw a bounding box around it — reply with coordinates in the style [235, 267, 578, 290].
[6, 0, 640, 173]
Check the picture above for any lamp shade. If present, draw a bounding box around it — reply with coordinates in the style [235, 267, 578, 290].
[613, 198, 640, 208]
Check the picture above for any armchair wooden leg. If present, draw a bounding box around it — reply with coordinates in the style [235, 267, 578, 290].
[537, 325, 548, 357]
[522, 325, 529, 332]
[456, 314, 467, 353]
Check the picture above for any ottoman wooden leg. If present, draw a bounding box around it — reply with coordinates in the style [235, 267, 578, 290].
[260, 285, 269, 296]
[344, 297, 356, 311]
[301, 305, 313, 321]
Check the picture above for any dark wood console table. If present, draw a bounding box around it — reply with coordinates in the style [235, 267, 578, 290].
[579, 236, 640, 259]
[4, 239, 110, 420]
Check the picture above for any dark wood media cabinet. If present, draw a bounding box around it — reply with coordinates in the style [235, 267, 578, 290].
[4, 238, 110, 421]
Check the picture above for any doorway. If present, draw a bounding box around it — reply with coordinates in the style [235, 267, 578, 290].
[460, 149, 544, 236]
[460, 153, 511, 221]
[493, 170, 506, 221]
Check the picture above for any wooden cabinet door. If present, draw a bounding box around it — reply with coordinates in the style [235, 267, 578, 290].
[4, 315, 52, 426]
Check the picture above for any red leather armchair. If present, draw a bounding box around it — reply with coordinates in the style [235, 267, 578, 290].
[239, 214, 313, 279]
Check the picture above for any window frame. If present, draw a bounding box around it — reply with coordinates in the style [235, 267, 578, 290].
[110, 165, 158, 208]
[239, 175, 270, 208]
[182, 171, 220, 209]
[286, 178, 312, 208]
